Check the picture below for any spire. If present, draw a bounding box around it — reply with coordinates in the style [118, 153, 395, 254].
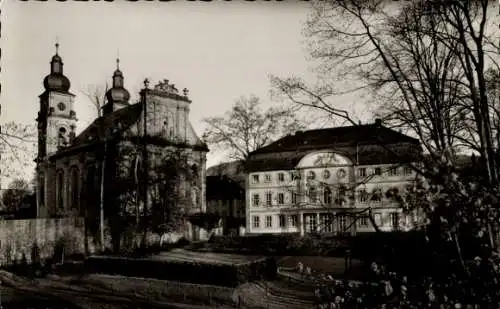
[44, 40, 71, 92]
[50, 40, 63, 74]
[105, 56, 130, 109]
[112, 56, 124, 88]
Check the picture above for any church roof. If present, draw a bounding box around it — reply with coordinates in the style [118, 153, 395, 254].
[72, 103, 142, 145]
[49, 102, 208, 160]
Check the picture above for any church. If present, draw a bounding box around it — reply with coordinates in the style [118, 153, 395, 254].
[35, 44, 209, 241]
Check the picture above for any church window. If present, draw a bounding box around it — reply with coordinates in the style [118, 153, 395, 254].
[56, 170, 64, 209]
[191, 188, 199, 206]
[85, 164, 97, 206]
[40, 173, 45, 206]
[191, 164, 198, 178]
[70, 166, 80, 210]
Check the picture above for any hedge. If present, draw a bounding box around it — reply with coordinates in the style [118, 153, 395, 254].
[84, 254, 276, 287]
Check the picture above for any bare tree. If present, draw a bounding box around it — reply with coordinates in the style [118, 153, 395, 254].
[271, 0, 499, 184]
[0, 122, 37, 180]
[202, 95, 307, 161]
[81, 84, 109, 118]
[270, 0, 500, 289]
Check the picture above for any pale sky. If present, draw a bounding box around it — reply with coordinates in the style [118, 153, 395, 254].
[0, 0, 324, 185]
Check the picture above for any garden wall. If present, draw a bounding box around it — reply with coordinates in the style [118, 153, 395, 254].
[0, 217, 94, 266]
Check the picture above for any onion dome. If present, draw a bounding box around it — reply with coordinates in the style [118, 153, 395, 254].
[43, 43, 71, 92]
[105, 58, 130, 104]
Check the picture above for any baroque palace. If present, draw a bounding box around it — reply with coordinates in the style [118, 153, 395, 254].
[245, 121, 421, 235]
[35, 44, 208, 239]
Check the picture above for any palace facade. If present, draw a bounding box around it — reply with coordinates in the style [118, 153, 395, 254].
[245, 120, 421, 235]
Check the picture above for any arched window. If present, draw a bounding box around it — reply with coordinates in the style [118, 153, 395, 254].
[323, 187, 332, 205]
[85, 164, 97, 207]
[56, 170, 64, 209]
[39, 173, 45, 207]
[191, 187, 200, 207]
[70, 166, 80, 210]
[191, 164, 198, 178]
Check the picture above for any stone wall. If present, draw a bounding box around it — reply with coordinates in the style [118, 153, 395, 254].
[0, 217, 94, 265]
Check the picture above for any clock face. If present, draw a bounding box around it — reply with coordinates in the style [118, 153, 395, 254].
[57, 102, 66, 111]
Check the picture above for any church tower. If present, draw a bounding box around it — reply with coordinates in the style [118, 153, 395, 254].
[37, 43, 76, 160]
[103, 58, 130, 115]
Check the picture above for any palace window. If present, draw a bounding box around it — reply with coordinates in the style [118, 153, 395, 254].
[279, 215, 286, 228]
[357, 189, 368, 203]
[307, 171, 316, 180]
[358, 168, 366, 177]
[264, 174, 272, 183]
[404, 166, 413, 175]
[252, 216, 260, 228]
[278, 173, 285, 183]
[305, 215, 317, 233]
[389, 167, 400, 176]
[323, 170, 331, 180]
[291, 192, 298, 205]
[252, 194, 260, 207]
[266, 192, 272, 206]
[374, 167, 382, 176]
[359, 216, 369, 227]
[323, 187, 333, 205]
[289, 215, 298, 227]
[339, 215, 347, 232]
[391, 212, 400, 228]
[371, 188, 383, 202]
[265, 216, 273, 228]
[308, 187, 317, 203]
[70, 166, 79, 210]
[277, 193, 285, 205]
[252, 174, 260, 184]
[319, 214, 333, 233]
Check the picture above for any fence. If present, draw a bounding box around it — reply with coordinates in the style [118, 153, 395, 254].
[0, 217, 92, 265]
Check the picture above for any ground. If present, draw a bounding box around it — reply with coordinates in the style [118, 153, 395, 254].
[0, 251, 366, 309]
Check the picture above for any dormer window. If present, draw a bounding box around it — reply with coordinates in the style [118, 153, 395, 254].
[307, 171, 316, 180]
[264, 174, 272, 183]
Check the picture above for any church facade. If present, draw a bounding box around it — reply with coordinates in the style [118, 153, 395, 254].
[35, 45, 209, 240]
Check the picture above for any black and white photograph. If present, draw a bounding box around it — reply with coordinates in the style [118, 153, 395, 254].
[1, 0, 500, 308]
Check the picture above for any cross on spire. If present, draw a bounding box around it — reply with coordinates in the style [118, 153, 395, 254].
[55, 37, 59, 55]
[116, 49, 120, 70]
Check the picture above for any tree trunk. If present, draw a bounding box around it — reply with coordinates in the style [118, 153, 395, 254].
[100, 141, 107, 252]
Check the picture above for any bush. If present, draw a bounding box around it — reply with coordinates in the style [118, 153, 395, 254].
[206, 234, 350, 256]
